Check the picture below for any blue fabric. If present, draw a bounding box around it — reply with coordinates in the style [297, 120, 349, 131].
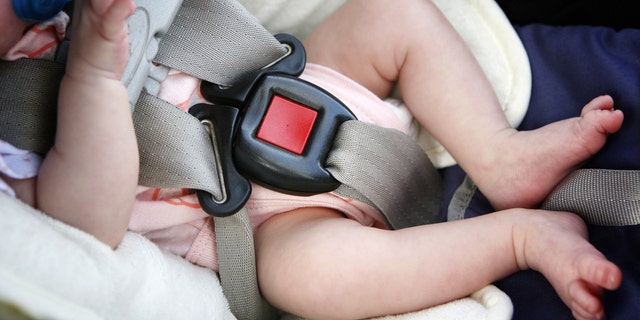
[11, 0, 71, 22]
[440, 24, 640, 319]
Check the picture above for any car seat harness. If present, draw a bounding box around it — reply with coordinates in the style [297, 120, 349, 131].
[194, 34, 356, 217]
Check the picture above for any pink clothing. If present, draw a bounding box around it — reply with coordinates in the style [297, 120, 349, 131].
[131, 63, 411, 271]
[1, 12, 69, 61]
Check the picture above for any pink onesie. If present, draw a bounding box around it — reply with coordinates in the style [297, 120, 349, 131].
[2, 17, 414, 272]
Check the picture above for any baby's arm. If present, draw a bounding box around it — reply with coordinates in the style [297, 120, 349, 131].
[36, 0, 137, 248]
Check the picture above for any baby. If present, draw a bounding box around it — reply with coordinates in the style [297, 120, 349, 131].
[0, 0, 624, 319]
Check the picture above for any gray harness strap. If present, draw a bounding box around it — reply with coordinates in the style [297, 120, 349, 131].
[122, 0, 287, 105]
[133, 92, 225, 198]
[328, 120, 443, 229]
[215, 208, 281, 320]
[0, 59, 63, 154]
[154, 0, 287, 86]
[446, 175, 477, 221]
[448, 170, 640, 227]
[541, 169, 640, 226]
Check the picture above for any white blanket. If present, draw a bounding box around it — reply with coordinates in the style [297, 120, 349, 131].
[0, 0, 529, 319]
[0, 192, 235, 320]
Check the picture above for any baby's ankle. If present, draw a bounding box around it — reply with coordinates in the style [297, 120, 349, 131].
[511, 210, 588, 270]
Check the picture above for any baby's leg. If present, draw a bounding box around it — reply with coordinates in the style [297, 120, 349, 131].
[36, 0, 137, 248]
[304, 0, 623, 210]
[473, 95, 623, 209]
[511, 208, 623, 320]
[255, 208, 621, 320]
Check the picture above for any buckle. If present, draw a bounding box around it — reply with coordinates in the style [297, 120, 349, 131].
[189, 104, 251, 217]
[194, 34, 356, 216]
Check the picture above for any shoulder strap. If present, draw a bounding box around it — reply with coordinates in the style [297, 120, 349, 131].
[124, 0, 287, 106]
[133, 92, 226, 198]
[0, 59, 63, 154]
[153, 0, 287, 86]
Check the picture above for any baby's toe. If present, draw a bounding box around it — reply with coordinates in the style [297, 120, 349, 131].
[569, 280, 605, 320]
[579, 258, 623, 291]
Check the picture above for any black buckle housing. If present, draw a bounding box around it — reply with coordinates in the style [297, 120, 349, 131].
[189, 104, 251, 217]
[195, 34, 355, 216]
[233, 73, 355, 194]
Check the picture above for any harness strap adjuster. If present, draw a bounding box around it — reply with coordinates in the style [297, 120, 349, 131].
[194, 34, 355, 217]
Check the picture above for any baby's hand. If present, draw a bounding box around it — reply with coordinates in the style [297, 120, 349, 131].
[65, 0, 135, 82]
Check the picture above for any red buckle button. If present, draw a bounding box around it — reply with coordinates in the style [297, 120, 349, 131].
[257, 95, 318, 155]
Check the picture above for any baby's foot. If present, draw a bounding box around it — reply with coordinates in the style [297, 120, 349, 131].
[514, 210, 622, 320]
[476, 95, 624, 210]
[65, 0, 134, 82]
